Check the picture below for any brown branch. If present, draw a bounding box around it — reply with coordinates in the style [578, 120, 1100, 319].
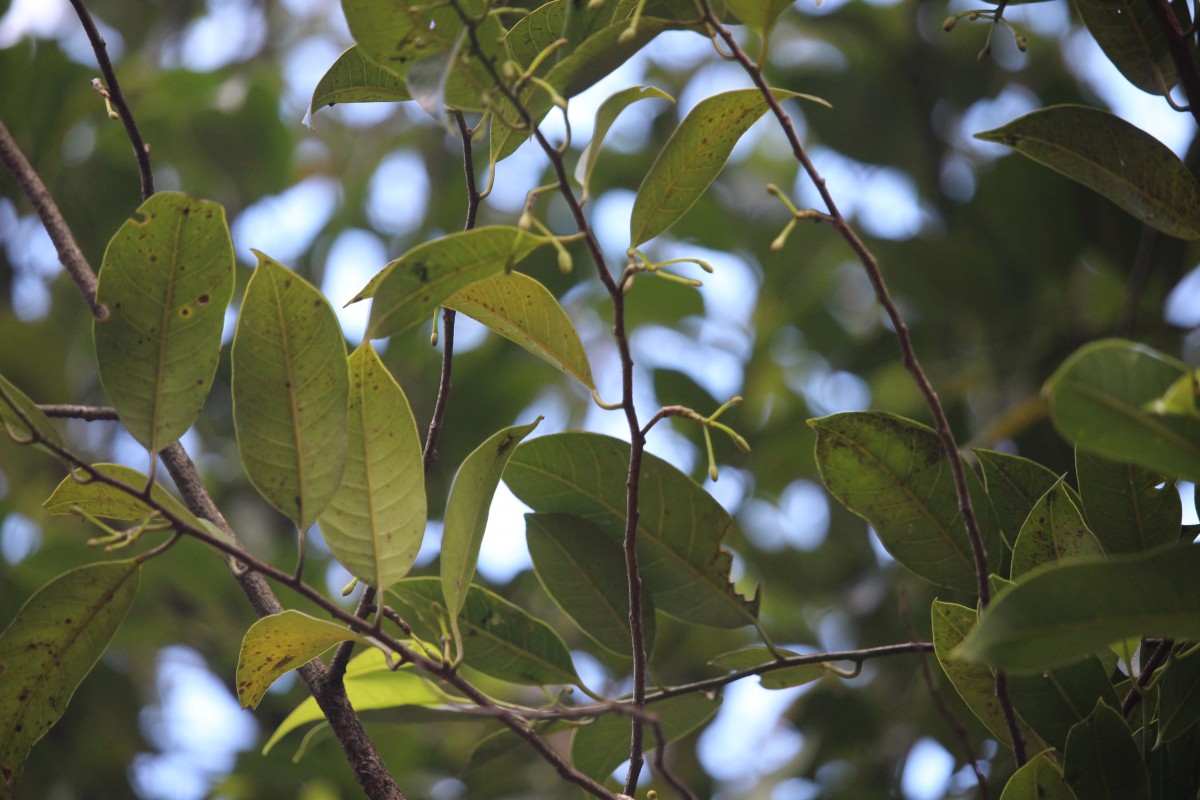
[700, 8, 1026, 766]
[1145, 0, 1200, 129]
[66, 0, 155, 200]
[329, 586, 376, 686]
[1122, 638, 1173, 715]
[0, 119, 107, 320]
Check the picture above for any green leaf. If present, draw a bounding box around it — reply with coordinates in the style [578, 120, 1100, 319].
[318, 343, 425, 594]
[309, 46, 411, 121]
[1010, 478, 1103, 578]
[1071, 0, 1183, 95]
[570, 693, 721, 781]
[235, 610, 367, 710]
[574, 85, 673, 202]
[360, 227, 553, 340]
[809, 411, 1000, 593]
[441, 418, 541, 617]
[975, 106, 1200, 240]
[0, 372, 63, 453]
[263, 648, 443, 754]
[444, 272, 596, 390]
[1075, 449, 1180, 554]
[44, 463, 200, 528]
[1159, 649, 1200, 744]
[1006, 653, 1121, 752]
[630, 87, 825, 247]
[0, 560, 140, 793]
[525, 512, 656, 658]
[389, 578, 581, 687]
[724, 0, 793, 39]
[93, 192, 234, 453]
[232, 251, 349, 530]
[975, 449, 1059, 549]
[340, 0, 469, 77]
[709, 646, 828, 689]
[1046, 339, 1200, 482]
[958, 545, 1200, 671]
[999, 751, 1078, 800]
[1063, 700, 1150, 800]
[504, 432, 759, 628]
[931, 601, 1044, 749]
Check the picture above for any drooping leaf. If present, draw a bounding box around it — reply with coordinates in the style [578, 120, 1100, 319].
[975, 448, 1059, 549]
[359, 227, 552, 339]
[504, 432, 759, 628]
[809, 412, 1001, 593]
[389, 578, 581, 687]
[1158, 648, 1200, 744]
[999, 751, 1078, 800]
[318, 343, 425, 595]
[574, 85, 673, 202]
[44, 463, 200, 528]
[340, 0, 471, 78]
[724, 0, 793, 39]
[958, 545, 1200, 671]
[1046, 339, 1200, 482]
[405, 38, 460, 122]
[1075, 449, 1180, 554]
[570, 693, 721, 781]
[309, 45, 412, 121]
[931, 601, 1044, 749]
[263, 648, 444, 754]
[441, 418, 541, 617]
[630, 87, 825, 247]
[93, 192, 234, 453]
[1071, 0, 1184, 95]
[1010, 478, 1103, 578]
[975, 106, 1200, 240]
[0, 560, 140, 793]
[232, 251, 349, 530]
[709, 646, 828, 689]
[236, 610, 367, 710]
[0, 373, 63, 453]
[1062, 700, 1150, 800]
[444, 272, 596, 390]
[525, 512, 656, 658]
[1006, 653, 1121, 752]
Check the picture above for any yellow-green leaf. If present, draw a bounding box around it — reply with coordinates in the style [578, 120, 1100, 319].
[0, 373, 63, 453]
[309, 45, 411, 121]
[232, 251, 349, 529]
[999, 751, 1078, 800]
[444, 272, 595, 390]
[0, 560, 140, 793]
[574, 85, 673, 203]
[1010, 478, 1103, 578]
[94, 192, 234, 453]
[975, 105, 1200, 240]
[236, 610, 367, 710]
[318, 343, 425, 594]
[43, 463, 200, 528]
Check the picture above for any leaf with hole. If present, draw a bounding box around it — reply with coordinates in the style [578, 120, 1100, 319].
[1046, 339, 1200, 482]
[809, 411, 1001, 593]
[93, 192, 234, 453]
[0, 560, 140, 793]
[975, 106, 1200, 240]
[504, 432, 759, 628]
[441, 418, 541, 618]
[318, 343, 425, 595]
[958, 545, 1200, 671]
[444, 272, 595, 390]
[232, 251, 349, 529]
[526, 512, 655, 658]
[236, 610, 367, 710]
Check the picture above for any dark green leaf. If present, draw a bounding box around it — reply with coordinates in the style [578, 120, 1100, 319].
[1159, 648, 1200, 744]
[1046, 339, 1200, 482]
[526, 512, 655, 658]
[1063, 700, 1149, 800]
[1071, 0, 1184, 95]
[975, 448, 1059, 549]
[1006, 654, 1121, 752]
[235, 611, 367, 710]
[0, 560, 140, 792]
[999, 751, 1078, 800]
[958, 545, 1200, 671]
[504, 432, 759, 628]
[94, 192, 234, 453]
[975, 106, 1200, 239]
[1010, 477, 1103, 578]
[1075, 449, 1180, 554]
[810, 412, 1001, 593]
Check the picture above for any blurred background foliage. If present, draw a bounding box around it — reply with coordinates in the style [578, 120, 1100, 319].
[1, 0, 1198, 798]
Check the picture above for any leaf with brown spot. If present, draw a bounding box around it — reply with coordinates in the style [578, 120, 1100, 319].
[235, 610, 367, 710]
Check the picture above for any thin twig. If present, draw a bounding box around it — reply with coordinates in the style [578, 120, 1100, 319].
[329, 586, 376, 685]
[66, 0, 155, 200]
[1145, 0, 1200, 129]
[1122, 638, 1173, 715]
[0, 120, 107, 319]
[700, 7, 1026, 766]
